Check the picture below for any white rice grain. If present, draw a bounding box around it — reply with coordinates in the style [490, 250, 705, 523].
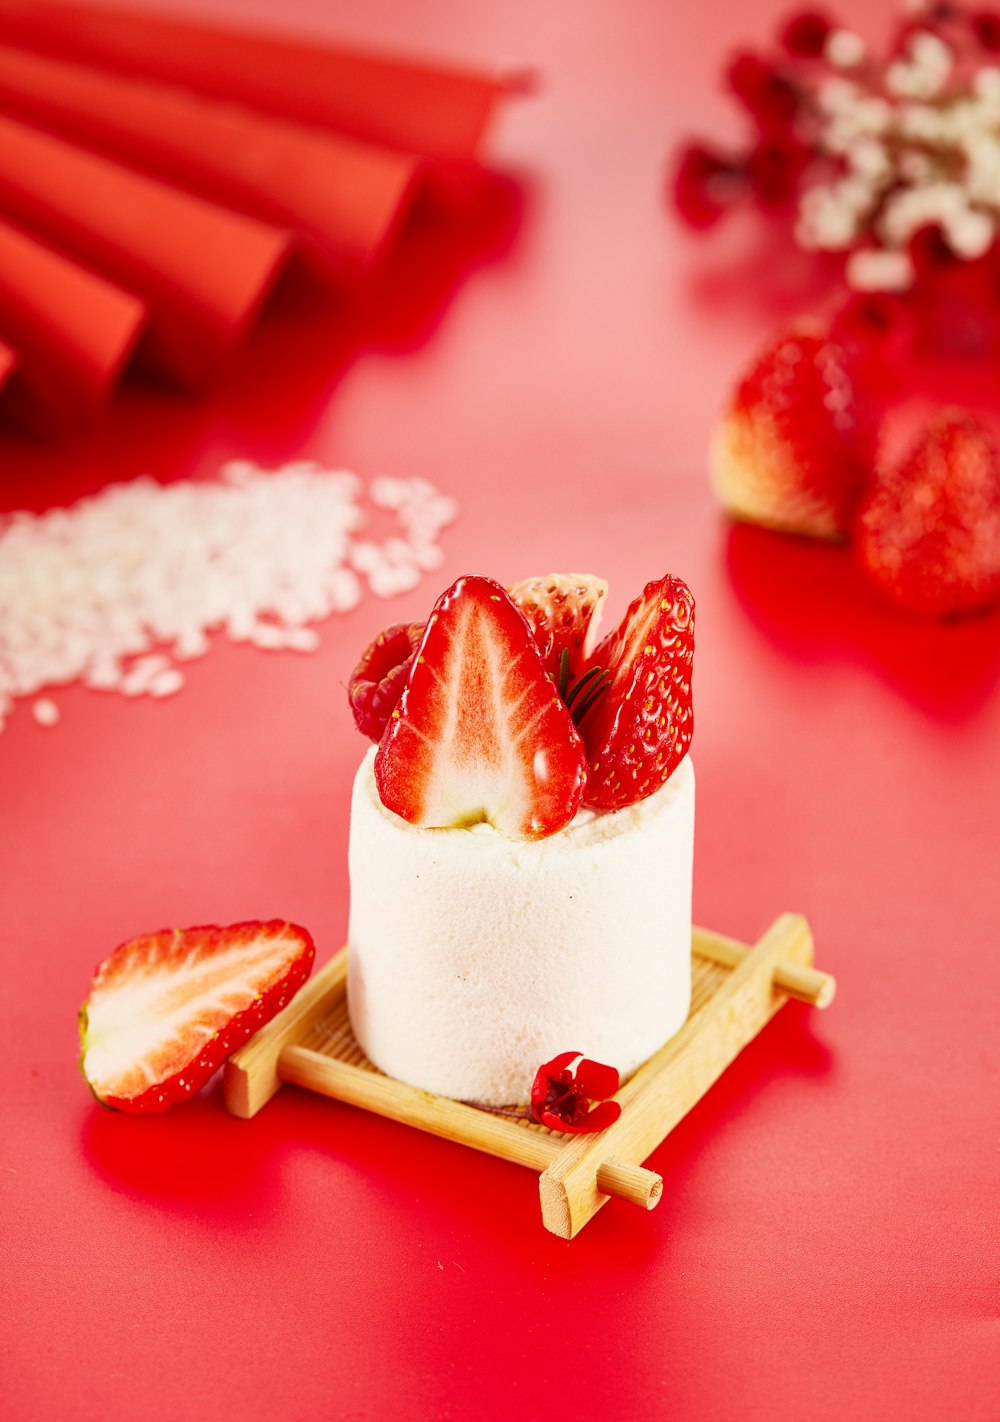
[0, 461, 457, 734]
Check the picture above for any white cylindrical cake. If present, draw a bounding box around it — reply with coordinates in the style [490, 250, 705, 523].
[346, 746, 694, 1105]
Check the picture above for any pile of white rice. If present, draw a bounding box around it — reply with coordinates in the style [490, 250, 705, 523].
[0, 460, 458, 733]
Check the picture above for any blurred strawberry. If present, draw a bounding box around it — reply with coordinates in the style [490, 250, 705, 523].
[828, 292, 915, 400]
[856, 411, 1000, 618]
[711, 324, 877, 539]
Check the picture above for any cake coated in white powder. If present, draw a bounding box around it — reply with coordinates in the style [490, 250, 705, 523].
[347, 747, 695, 1105]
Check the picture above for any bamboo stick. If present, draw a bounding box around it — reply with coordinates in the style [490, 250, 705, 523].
[276, 1045, 665, 1210]
[595, 1159, 663, 1210]
[223, 950, 349, 1118]
[538, 914, 816, 1239]
[692, 926, 835, 1008]
[279, 1043, 560, 1169]
[226, 917, 829, 1231]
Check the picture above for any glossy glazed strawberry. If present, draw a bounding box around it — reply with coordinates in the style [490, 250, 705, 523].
[375, 575, 587, 839]
[712, 325, 876, 540]
[348, 621, 425, 742]
[79, 920, 315, 1113]
[856, 411, 1000, 619]
[508, 572, 608, 684]
[579, 574, 694, 810]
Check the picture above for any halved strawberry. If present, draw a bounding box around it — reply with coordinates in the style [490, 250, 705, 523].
[856, 411, 1000, 619]
[374, 575, 587, 839]
[348, 621, 425, 742]
[579, 574, 694, 810]
[79, 920, 315, 1113]
[711, 324, 876, 540]
[507, 573, 608, 685]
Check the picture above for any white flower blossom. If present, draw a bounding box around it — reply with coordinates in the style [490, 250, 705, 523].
[846, 248, 916, 292]
[734, 14, 1000, 279]
[885, 34, 952, 101]
[944, 207, 995, 259]
[817, 77, 859, 116]
[825, 29, 866, 70]
[897, 102, 947, 143]
[879, 182, 967, 247]
[796, 185, 860, 250]
[961, 131, 1000, 205]
[848, 138, 892, 184]
[853, 97, 893, 136]
[897, 149, 933, 183]
[909, 31, 953, 82]
[974, 66, 1000, 102]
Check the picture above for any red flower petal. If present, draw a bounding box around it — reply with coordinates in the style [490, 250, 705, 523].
[541, 1049, 583, 1077]
[671, 142, 745, 230]
[530, 1052, 622, 1134]
[974, 11, 1000, 52]
[779, 10, 833, 58]
[573, 1057, 620, 1101]
[725, 51, 800, 134]
[537, 1100, 622, 1135]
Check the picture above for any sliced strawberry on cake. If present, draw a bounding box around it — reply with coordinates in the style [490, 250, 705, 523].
[374, 575, 588, 839]
[79, 920, 315, 1113]
[507, 573, 608, 685]
[856, 411, 1000, 619]
[711, 324, 876, 540]
[578, 573, 694, 810]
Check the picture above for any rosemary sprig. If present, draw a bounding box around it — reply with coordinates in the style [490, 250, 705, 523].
[557, 661, 612, 725]
[571, 677, 610, 724]
[564, 663, 605, 710]
[557, 647, 571, 701]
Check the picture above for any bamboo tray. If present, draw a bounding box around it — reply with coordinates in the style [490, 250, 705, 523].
[224, 913, 834, 1238]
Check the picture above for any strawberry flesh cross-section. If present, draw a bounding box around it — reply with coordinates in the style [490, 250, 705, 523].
[79, 920, 315, 1113]
[580, 573, 695, 809]
[374, 575, 588, 840]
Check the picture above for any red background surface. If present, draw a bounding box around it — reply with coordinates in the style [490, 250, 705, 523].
[2, 2, 997, 1419]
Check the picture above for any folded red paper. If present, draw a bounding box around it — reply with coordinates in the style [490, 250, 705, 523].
[0, 334, 15, 390]
[0, 0, 524, 162]
[0, 113, 292, 389]
[0, 214, 145, 425]
[0, 44, 422, 281]
[0, 2, 525, 433]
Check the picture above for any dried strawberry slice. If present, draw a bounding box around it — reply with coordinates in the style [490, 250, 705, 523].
[348, 621, 425, 742]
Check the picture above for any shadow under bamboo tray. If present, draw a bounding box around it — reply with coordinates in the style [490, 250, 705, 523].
[224, 912, 834, 1238]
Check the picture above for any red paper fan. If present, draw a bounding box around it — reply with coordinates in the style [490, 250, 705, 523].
[0, 44, 422, 281]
